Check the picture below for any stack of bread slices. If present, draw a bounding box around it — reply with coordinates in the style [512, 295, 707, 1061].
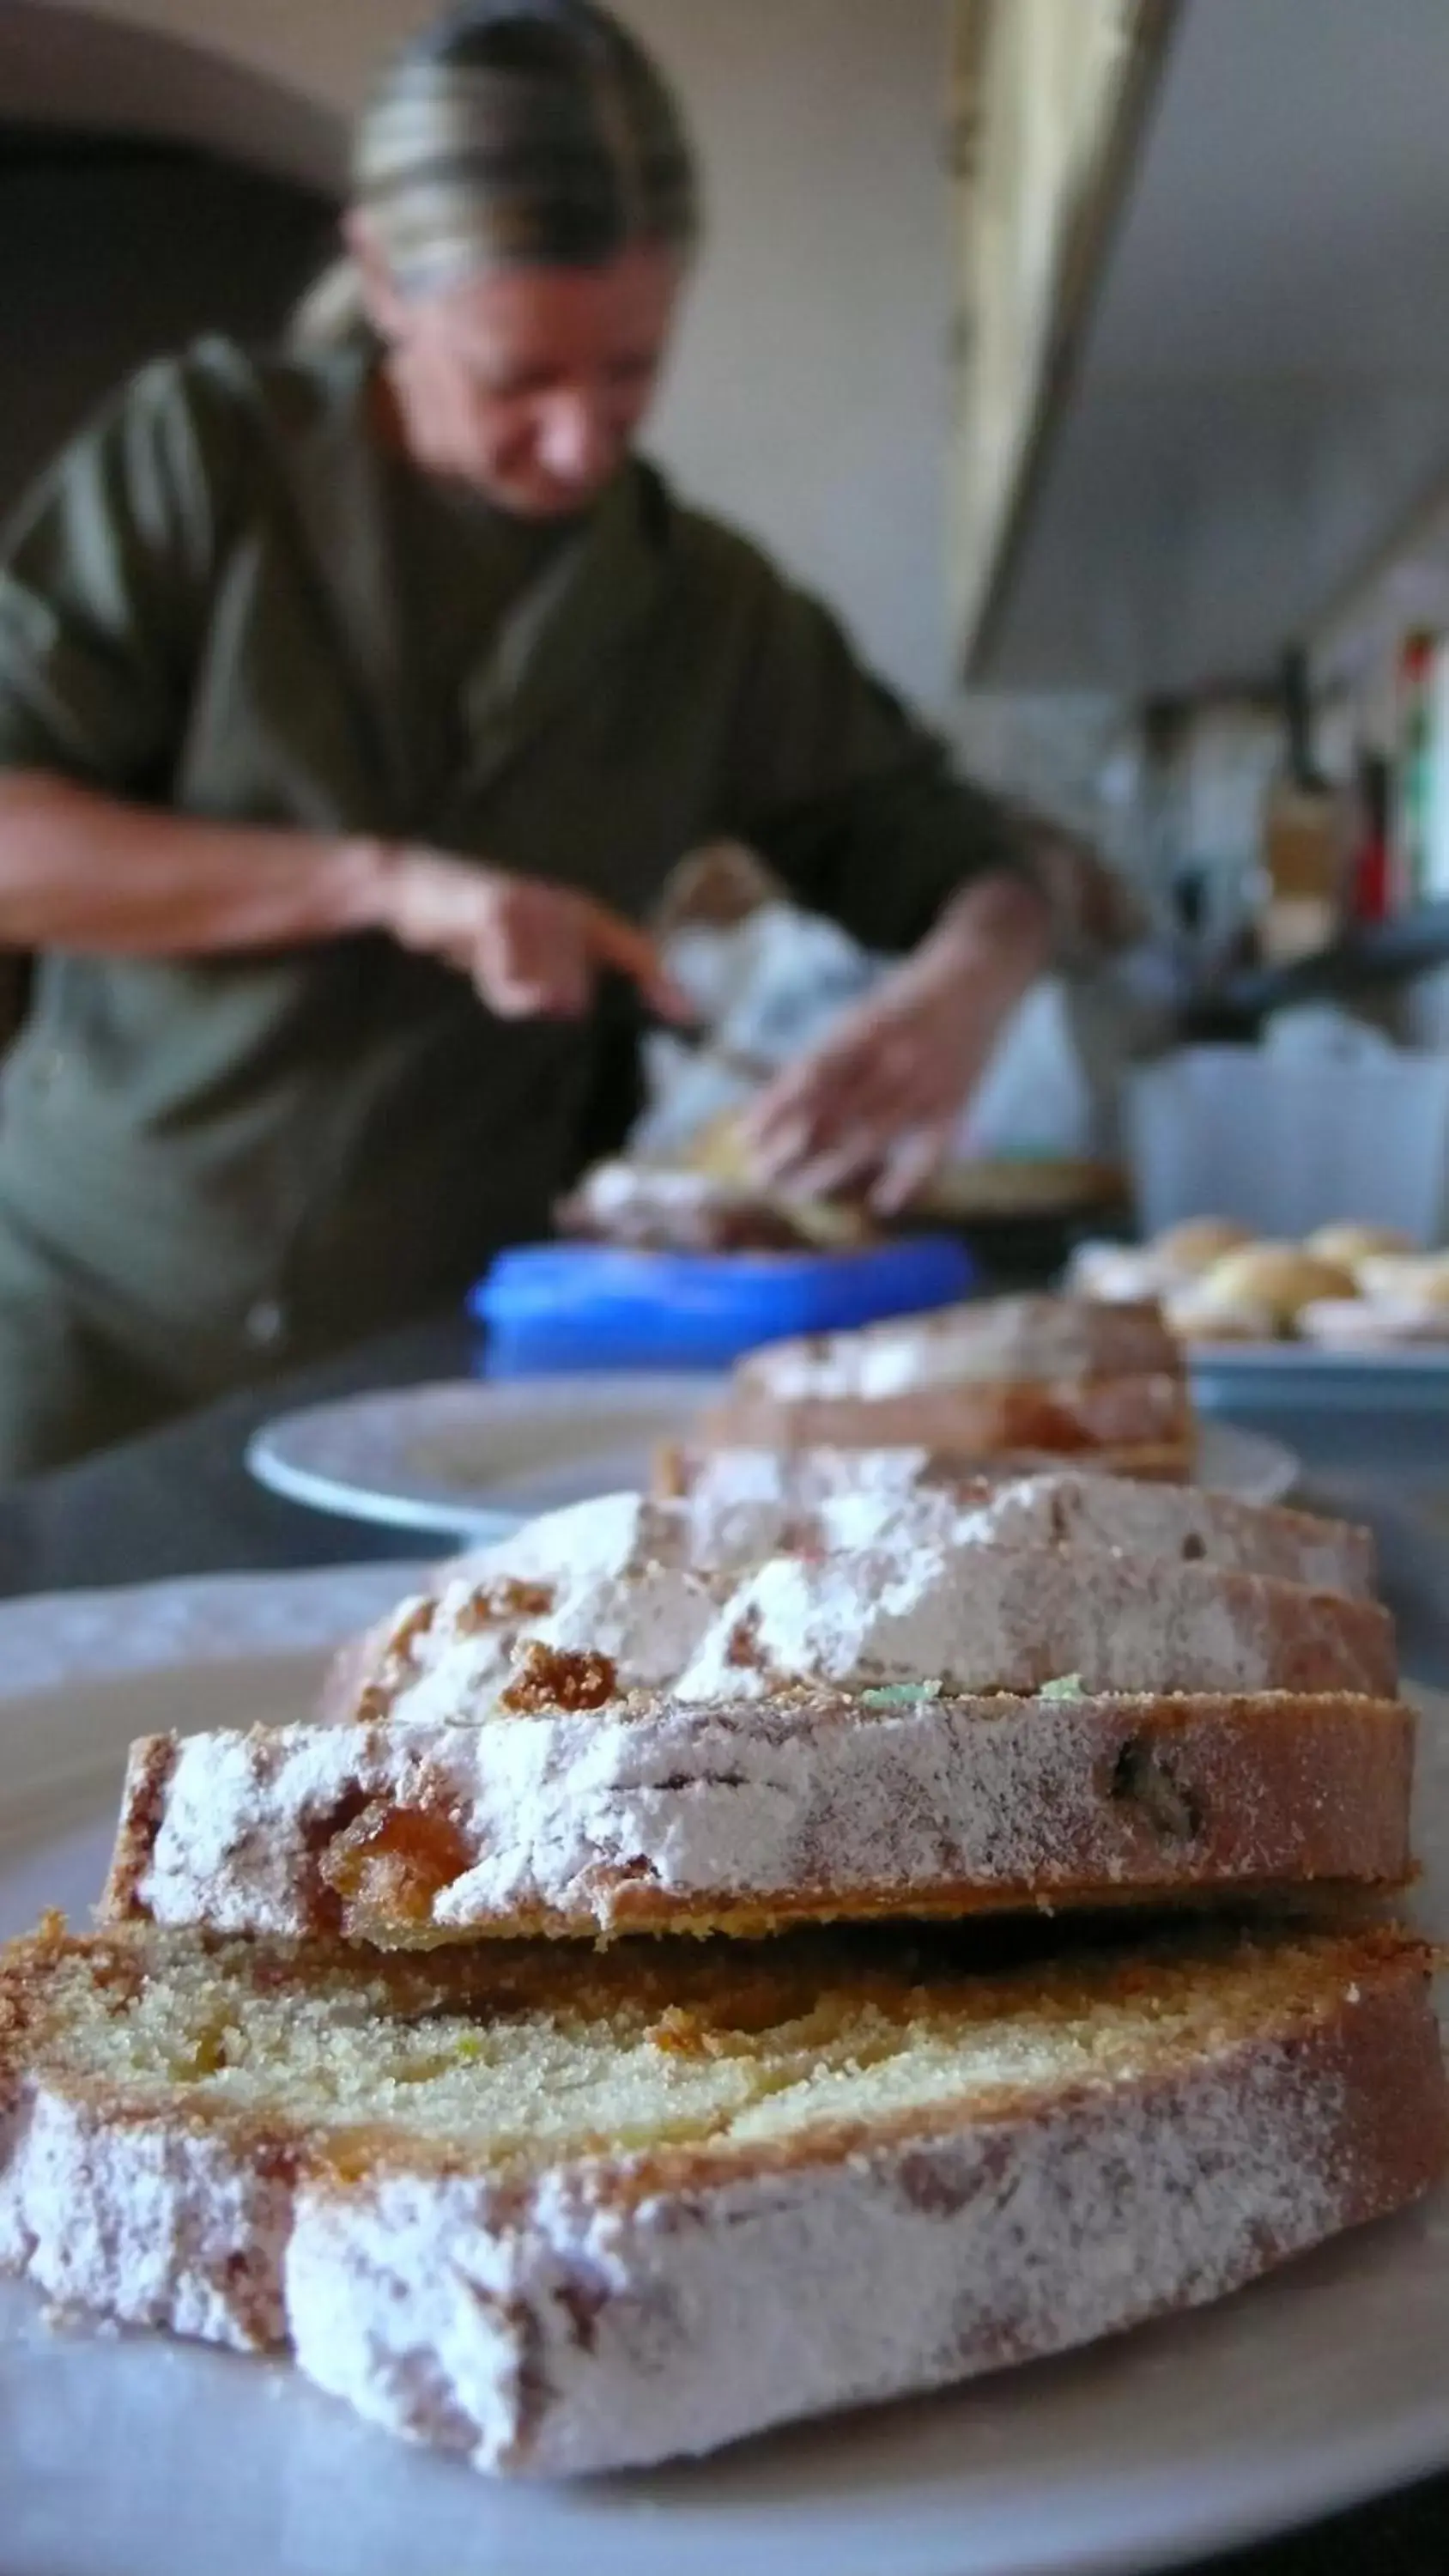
[673, 1291, 1197, 1479]
[2, 1297, 1445, 2482]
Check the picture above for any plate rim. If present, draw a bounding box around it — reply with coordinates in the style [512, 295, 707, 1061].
[246, 1378, 1299, 1532]
[246, 1372, 727, 1538]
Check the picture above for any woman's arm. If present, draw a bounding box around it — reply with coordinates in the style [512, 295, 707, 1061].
[712, 561, 1056, 1201]
[0, 771, 382, 952]
[0, 771, 686, 1019]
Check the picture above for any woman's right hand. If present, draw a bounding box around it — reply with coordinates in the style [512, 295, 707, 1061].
[375, 848, 690, 1023]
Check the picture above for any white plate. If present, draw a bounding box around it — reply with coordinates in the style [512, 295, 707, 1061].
[247, 1374, 727, 1537]
[3, 1566, 1443, 2576]
[248, 1377, 1299, 1535]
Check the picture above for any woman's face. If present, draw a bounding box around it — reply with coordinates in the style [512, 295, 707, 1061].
[354, 230, 685, 517]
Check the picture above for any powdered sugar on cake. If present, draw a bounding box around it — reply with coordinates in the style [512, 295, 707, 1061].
[287, 2018, 1358, 2473]
[673, 1544, 1394, 1704]
[735, 1296, 1178, 1402]
[5, 1939, 1428, 2476]
[129, 1680, 1413, 1941]
[357, 1474, 1378, 1729]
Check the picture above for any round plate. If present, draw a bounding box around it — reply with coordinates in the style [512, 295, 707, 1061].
[0, 1568, 1441, 2576]
[247, 1378, 1298, 1535]
[247, 1374, 725, 1538]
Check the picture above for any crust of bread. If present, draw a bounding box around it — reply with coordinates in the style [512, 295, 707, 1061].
[659, 1438, 1196, 1491]
[1, 1919, 1442, 2473]
[650, 1457, 1379, 1598]
[733, 1295, 1182, 1395]
[101, 1689, 1415, 1944]
[666, 1545, 1397, 1704]
[692, 1371, 1195, 1461]
[294, 1935, 1446, 2474]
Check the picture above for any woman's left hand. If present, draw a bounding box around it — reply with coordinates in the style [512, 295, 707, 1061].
[737, 872, 1049, 1212]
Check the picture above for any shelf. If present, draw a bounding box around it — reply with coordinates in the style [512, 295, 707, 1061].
[1179, 903, 1449, 1036]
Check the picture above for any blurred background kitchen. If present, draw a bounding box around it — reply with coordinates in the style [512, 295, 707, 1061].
[9, 0, 1449, 1329]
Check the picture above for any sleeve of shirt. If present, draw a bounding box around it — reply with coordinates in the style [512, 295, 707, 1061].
[0, 352, 235, 796]
[715, 549, 1031, 955]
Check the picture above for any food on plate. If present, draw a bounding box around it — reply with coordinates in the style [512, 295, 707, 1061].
[1306, 1223, 1416, 1270]
[2, 1293, 1442, 2480]
[1194, 1246, 1357, 1332]
[1161, 1279, 1280, 1344]
[693, 1294, 1196, 1478]
[1, 1913, 1442, 2475]
[1076, 1221, 1449, 1351]
[555, 1157, 876, 1254]
[104, 1473, 1402, 1946]
[1068, 1218, 1251, 1304]
[1355, 1253, 1449, 1308]
[1152, 1216, 1257, 1277]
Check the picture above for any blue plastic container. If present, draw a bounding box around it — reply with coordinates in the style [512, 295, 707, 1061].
[470, 1234, 977, 1376]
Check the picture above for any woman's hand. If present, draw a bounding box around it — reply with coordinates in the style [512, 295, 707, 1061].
[377, 848, 690, 1022]
[738, 872, 1049, 1212]
[0, 781, 691, 1020]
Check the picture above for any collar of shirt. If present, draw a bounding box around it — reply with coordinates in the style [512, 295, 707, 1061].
[227, 338, 675, 840]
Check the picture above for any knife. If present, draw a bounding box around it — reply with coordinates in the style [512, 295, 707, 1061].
[636, 1005, 774, 1089]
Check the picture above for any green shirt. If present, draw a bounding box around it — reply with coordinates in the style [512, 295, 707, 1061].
[387, 457, 580, 811]
[0, 336, 1024, 1390]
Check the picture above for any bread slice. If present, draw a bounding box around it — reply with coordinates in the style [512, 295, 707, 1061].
[695, 1295, 1195, 1469]
[361, 1493, 1394, 1728]
[105, 1678, 1414, 1945]
[654, 1456, 1379, 1598]
[694, 1376, 1195, 1468]
[734, 1295, 1184, 1398]
[325, 1475, 1381, 1733]
[668, 1542, 1396, 1704]
[106, 1495, 1405, 1946]
[2, 1916, 1441, 2475]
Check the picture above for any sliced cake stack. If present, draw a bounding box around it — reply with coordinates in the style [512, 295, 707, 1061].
[677, 1291, 1196, 1478]
[0, 1368, 1444, 2478]
[105, 1471, 1409, 1944]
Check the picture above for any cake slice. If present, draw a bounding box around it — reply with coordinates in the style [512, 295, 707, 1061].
[318, 1487, 784, 1728]
[1, 1916, 1441, 2476]
[694, 1294, 1195, 1472]
[734, 1293, 1182, 1399]
[105, 1521, 1409, 1946]
[654, 1456, 1378, 1600]
[333, 1473, 1381, 1735]
[105, 1679, 1414, 1945]
[668, 1541, 1395, 1704]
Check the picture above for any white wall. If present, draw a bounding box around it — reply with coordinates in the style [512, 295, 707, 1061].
[626, 0, 955, 713]
[18, 0, 955, 713]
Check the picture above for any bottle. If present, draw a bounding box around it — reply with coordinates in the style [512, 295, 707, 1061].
[1258, 646, 1343, 961]
[1393, 629, 1436, 909]
[1348, 751, 1391, 927]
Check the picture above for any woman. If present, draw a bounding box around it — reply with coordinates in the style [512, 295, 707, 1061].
[0, 0, 1048, 1474]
